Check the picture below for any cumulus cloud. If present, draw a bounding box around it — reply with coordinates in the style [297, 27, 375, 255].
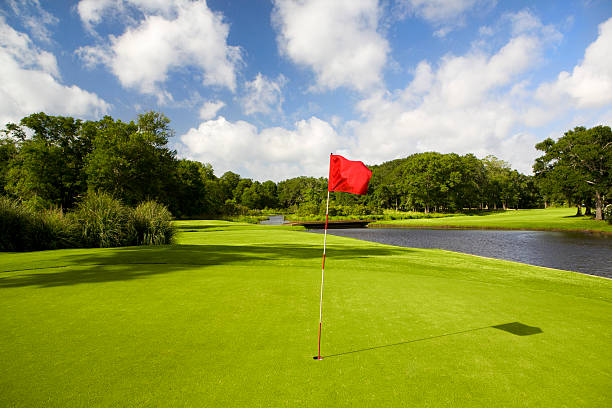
[76, 0, 241, 102]
[240, 73, 287, 116]
[0, 18, 109, 127]
[536, 17, 612, 109]
[179, 116, 344, 181]
[6, 0, 58, 43]
[199, 100, 225, 120]
[77, 0, 174, 31]
[397, 0, 496, 37]
[272, 0, 389, 92]
[345, 10, 561, 174]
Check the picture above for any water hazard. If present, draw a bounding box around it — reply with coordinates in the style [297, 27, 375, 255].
[311, 228, 612, 279]
[259, 215, 286, 225]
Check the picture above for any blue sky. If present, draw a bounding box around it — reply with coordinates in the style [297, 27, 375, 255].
[1, 0, 611, 181]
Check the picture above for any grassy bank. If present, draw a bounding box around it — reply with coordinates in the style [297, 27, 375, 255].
[371, 208, 612, 233]
[1, 221, 610, 406]
[285, 210, 456, 222]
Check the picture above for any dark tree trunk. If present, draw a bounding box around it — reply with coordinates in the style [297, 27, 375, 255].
[575, 205, 582, 216]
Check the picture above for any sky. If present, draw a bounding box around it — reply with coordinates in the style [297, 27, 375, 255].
[1, 0, 611, 181]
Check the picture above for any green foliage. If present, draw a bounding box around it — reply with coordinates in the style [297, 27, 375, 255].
[0, 193, 175, 251]
[0, 196, 79, 251]
[364, 152, 534, 213]
[8, 111, 608, 225]
[0, 135, 18, 193]
[73, 192, 132, 248]
[3, 113, 92, 209]
[604, 204, 612, 224]
[130, 201, 175, 245]
[0, 196, 34, 251]
[535, 125, 611, 220]
[85, 114, 176, 207]
[29, 208, 81, 250]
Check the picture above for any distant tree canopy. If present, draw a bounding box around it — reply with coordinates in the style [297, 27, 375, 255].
[534, 126, 611, 220]
[362, 152, 540, 213]
[1, 112, 608, 219]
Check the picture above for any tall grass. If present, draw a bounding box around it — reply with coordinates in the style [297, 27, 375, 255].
[30, 208, 81, 250]
[0, 197, 81, 251]
[74, 192, 132, 248]
[130, 201, 175, 245]
[0, 196, 33, 251]
[0, 193, 175, 251]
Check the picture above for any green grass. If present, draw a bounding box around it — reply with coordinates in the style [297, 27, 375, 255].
[1, 220, 611, 406]
[372, 208, 612, 233]
[285, 211, 454, 222]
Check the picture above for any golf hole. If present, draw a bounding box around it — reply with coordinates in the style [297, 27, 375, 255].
[313, 356, 323, 360]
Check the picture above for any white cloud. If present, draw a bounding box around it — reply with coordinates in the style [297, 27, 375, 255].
[345, 11, 560, 174]
[240, 73, 287, 116]
[272, 0, 389, 92]
[536, 17, 612, 109]
[7, 0, 58, 43]
[0, 18, 109, 127]
[179, 116, 344, 181]
[77, 0, 174, 31]
[76, 0, 241, 102]
[398, 0, 496, 36]
[199, 100, 225, 120]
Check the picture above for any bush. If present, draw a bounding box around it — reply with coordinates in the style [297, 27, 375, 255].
[130, 201, 175, 245]
[29, 208, 81, 250]
[74, 192, 132, 248]
[0, 193, 174, 251]
[0, 197, 80, 251]
[0, 196, 33, 251]
[297, 202, 319, 217]
[604, 204, 612, 224]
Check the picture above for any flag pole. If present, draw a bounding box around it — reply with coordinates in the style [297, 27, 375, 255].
[317, 188, 330, 360]
[316, 155, 332, 360]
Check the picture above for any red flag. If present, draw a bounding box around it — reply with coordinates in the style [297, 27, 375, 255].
[328, 154, 372, 195]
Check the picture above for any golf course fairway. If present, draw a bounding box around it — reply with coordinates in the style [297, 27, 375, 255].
[1, 220, 610, 407]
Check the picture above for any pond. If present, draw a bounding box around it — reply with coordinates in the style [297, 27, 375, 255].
[259, 215, 286, 225]
[310, 228, 612, 279]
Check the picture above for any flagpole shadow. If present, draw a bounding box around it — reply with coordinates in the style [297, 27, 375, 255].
[321, 322, 542, 359]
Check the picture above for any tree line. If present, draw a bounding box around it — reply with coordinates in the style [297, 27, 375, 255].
[1, 112, 609, 220]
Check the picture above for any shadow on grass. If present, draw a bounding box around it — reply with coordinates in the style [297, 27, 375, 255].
[322, 322, 542, 359]
[0, 243, 406, 289]
[492, 322, 543, 336]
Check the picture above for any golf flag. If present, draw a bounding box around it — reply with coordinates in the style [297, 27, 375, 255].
[328, 154, 372, 195]
[317, 154, 372, 361]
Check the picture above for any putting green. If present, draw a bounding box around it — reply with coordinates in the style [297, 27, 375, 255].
[1, 221, 610, 406]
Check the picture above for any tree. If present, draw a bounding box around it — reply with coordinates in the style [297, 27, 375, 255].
[3, 113, 91, 208]
[171, 159, 207, 217]
[0, 130, 18, 193]
[219, 171, 241, 202]
[399, 152, 444, 213]
[85, 112, 177, 207]
[535, 126, 611, 220]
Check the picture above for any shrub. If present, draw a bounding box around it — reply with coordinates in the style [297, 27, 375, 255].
[29, 208, 81, 250]
[74, 192, 131, 248]
[0, 196, 33, 251]
[604, 204, 612, 224]
[130, 201, 175, 245]
[297, 202, 319, 217]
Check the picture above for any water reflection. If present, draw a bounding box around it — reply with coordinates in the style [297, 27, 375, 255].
[312, 228, 612, 278]
[259, 215, 286, 225]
